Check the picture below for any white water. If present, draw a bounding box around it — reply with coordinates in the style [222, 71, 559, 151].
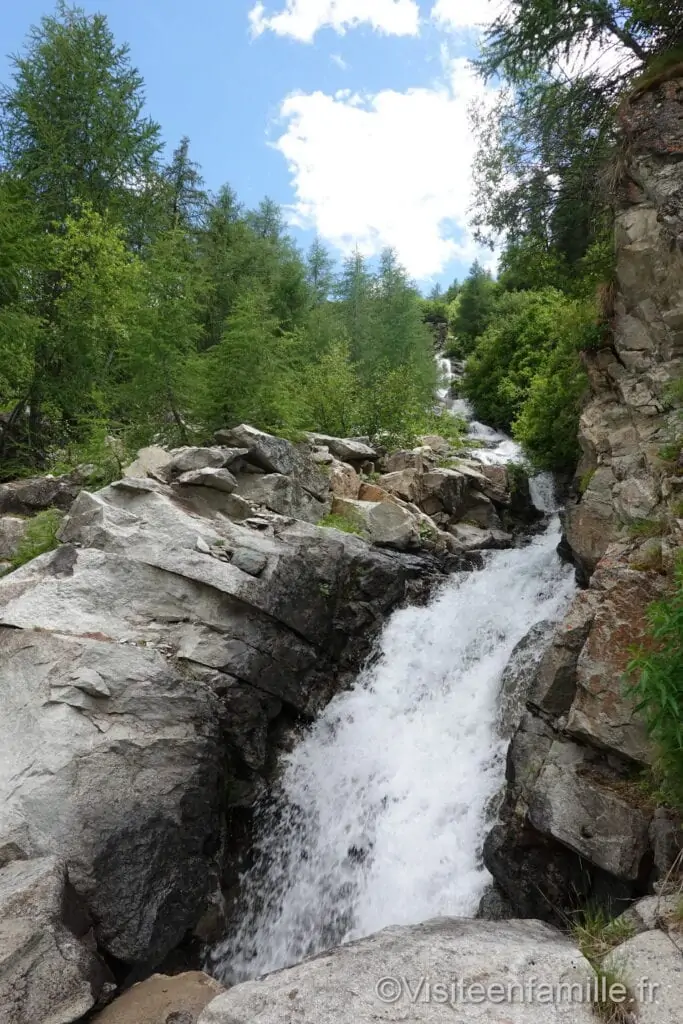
[212, 510, 576, 984]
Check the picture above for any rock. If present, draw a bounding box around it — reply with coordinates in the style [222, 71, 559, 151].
[377, 468, 422, 504]
[331, 497, 419, 550]
[91, 972, 225, 1024]
[306, 433, 377, 463]
[177, 468, 238, 493]
[649, 807, 683, 880]
[112, 477, 165, 495]
[328, 460, 360, 499]
[382, 447, 437, 474]
[168, 447, 248, 476]
[0, 516, 27, 560]
[475, 882, 517, 920]
[527, 741, 652, 880]
[123, 446, 174, 483]
[497, 621, 555, 737]
[603, 930, 683, 1023]
[357, 482, 397, 503]
[235, 473, 330, 523]
[418, 433, 451, 453]
[0, 477, 435, 973]
[230, 548, 267, 577]
[0, 855, 113, 1024]
[199, 918, 596, 1023]
[461, 489, 502, 529]
[420, 468, 468, 517]
[617, 894, 683, 935]
[566, 555, 668, 763]
[527, 594, 596, 717]
[214, 425, 297, 475]
[448, 523, 513, 550]
[0, 472, 84, 516]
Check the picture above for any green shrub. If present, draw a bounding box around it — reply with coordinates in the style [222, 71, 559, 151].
[627, 560, 683, 806]
[10, 509, 63, 571]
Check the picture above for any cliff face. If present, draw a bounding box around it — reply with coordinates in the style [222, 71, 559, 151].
[485, 75, 683, 921]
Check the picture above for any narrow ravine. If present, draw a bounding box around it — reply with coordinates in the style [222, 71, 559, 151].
[211, 464, 577, 983]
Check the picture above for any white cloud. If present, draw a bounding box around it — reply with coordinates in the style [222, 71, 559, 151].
[273, 59, 498, 280]
[431, 0, 506, 31]
[331, 53, 349, 69]
[249, 0, 420, 42]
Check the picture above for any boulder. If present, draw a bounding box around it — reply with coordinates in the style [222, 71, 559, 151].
[376, 468, 422, 504]
[168, 447, 248, 476]
[235, 473, 330, 523]
[214, 425, 296, 475]
[382, 447, 437, 474]
[331, 498, 419, 550]
[420, 468, 468, 517]
[306, 433, 377, 463]
[123, 446, 174, 483]
[527, 593, 596, 717]
[0, 516, 27, 560]
[603, 930, 683, 1023]
[566, 555, 667, 763]
[357, 482, 397, 503]
[328, 460, 360, 499]
[0, 471, 85, 516]
[0, 478, 435, 974]
[527, 741, 652, 881]
[617, 894, 683, 935]
[448, 523, 513, 551]
[177, 468, 238, 493]
[460, 489, 502, 529]
[418, 433, 451, 453]
[91, 972, 224, 1024]
[199, 918, 595, 1023]
[0, 855, 113, 1024]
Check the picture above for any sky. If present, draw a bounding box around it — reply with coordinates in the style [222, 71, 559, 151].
[0, 0, 506, 289]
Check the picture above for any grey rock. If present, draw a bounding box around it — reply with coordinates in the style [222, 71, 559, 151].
[200, 918, 595, 1023]
[448, 523, 513, 550]
[123, 446, 174, 483]
[235, 472, 329, 523]
[0, 472, 84, 516]
[527, 741, 652, 880]
[214, 424, 297, 475]
[177, 468, 238, 493]
[331, 497, 419, 550]
[603, 930, 683, 1023]
[617, 894, 683, 935]
[306, 432, 377, 462]
[497, 621, 555, 737]
[230, 548, 267, 577]
[0, 855, 112, 1024]
[169, 447, 249, 476]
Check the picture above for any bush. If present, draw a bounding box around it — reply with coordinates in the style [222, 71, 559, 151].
[627, 560, 683, 806]
[317, 512, 364, 536]
[10, 508, 63, 571]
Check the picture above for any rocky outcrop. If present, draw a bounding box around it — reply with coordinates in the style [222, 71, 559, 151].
[485, 76, 683, 926]
[563, 75, 683, 578]
[0, 431, 448, 1008]
[198, 918, 596, 1023]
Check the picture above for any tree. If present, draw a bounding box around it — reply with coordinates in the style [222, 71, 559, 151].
[451, 261, 499, 355]
[306, 237, 335, 305]
[162, 136, 206, 229]
[1, 2, 161, 230]
[300, 339, 360, 437]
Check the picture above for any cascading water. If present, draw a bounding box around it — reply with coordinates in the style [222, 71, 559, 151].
[211, 495, 576, 984]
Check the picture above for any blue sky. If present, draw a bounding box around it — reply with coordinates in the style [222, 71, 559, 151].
[1, 1, 501, 289]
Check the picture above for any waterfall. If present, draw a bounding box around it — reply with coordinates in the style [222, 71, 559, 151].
[211, 512, 576, 984]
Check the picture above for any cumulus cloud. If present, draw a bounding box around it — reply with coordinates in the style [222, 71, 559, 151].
[249, 0, 420, 42]
[273, 59, 498, 280]
[431, 0, 505, 31]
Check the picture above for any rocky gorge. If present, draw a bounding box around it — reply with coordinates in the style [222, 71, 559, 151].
[1, 71, 683, 1024]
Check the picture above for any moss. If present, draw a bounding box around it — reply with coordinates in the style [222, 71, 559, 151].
[579, 468, 596, 494]
[628, 518, 665, 538]
[317, 512, 365, 537]
[9, 509, 64, 571]
[627, 49, 683, 100]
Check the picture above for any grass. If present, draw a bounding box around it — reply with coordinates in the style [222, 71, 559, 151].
[572, 908, 637, 1023]
[9, 508, 64, 571]
[317, 512, 365, 537]
[628, 517, 665, 538]
[579, 468, 596, 494]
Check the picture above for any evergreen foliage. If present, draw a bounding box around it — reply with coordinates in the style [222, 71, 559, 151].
[0, 4, 441, 476]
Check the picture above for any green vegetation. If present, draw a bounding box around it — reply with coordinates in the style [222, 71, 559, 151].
[456, 1, 681, 474]
[317, 512, 365, 537]
[628, 558, 683, 806]
[572, 908, 636, 1023]
[0, 4, 441, 481]
[10, 509, 63, 571]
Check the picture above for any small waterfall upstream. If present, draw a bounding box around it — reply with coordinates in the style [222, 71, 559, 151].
[212, 469, 576, 983]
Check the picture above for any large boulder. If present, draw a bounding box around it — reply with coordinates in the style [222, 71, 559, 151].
[0, 855, 113, 1024]
[214, 424, 297, 475]
[331, 497, 419, 550]
[0, 476, 437, 976]
[0, 471, 85, 516]
[306, 433, 377, 464]
[199, 918, 596, 1023]
[235, 472, 330, 523]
